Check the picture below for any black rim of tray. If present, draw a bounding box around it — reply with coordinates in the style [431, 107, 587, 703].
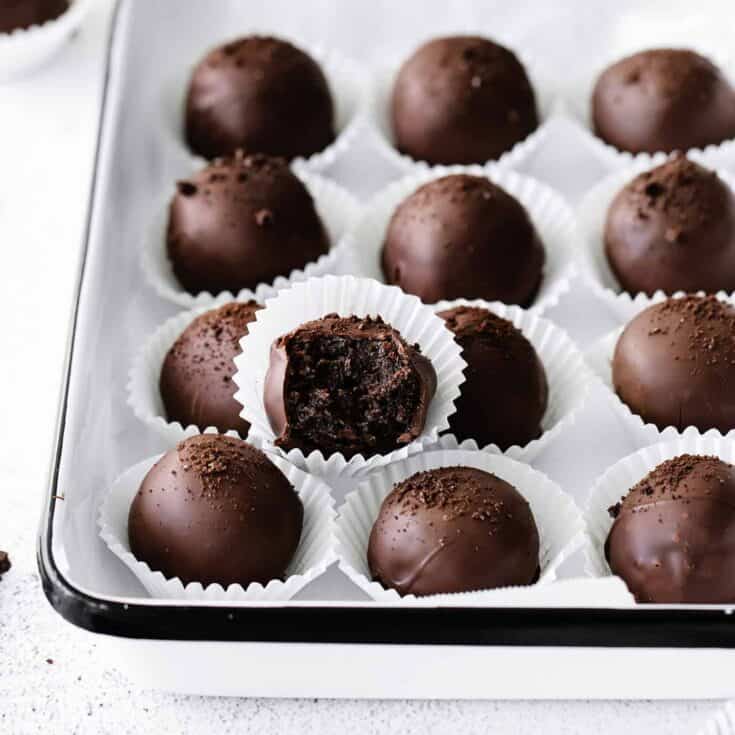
[37, 0, 735, 646]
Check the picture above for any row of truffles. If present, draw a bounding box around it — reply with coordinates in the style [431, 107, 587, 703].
[605, 154, 735, 296]
[129, 433, 541, 596]
[161, 305, 548, 454]
[0, 0, 67, 33]
[167, 159, 546, 306]
[180, 33, 735, 165]
[606, 454, 735, 604]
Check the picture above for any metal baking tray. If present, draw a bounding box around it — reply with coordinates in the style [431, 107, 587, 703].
[37, 0, 735, 698]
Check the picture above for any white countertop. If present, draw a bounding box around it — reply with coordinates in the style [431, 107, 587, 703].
[0, 0, 731, 731]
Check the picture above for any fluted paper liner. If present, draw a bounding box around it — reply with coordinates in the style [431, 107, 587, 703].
[584, 432, 735, 588]
[428, 298, 593, 462]
[577, 153, 735, 321]
[344, 164, 577, 315]
[161, 39, 367, 174]
[142, 168, 361, 308]
[586, 293, 735, 447]
[335, 449, 586, 602]
[233, 275, 467, 479]
[128, 294, 277, 443]
[562, 47, 735, 170]
[99, 442, 337, 601]
[0, 0, 92, 82]
[368, 47, 556, 174]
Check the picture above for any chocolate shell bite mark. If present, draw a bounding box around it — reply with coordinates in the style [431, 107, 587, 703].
[604, 153, 735, 296]
[368, 466, 540, 596]
[128, 435, 303, 587]
[0, 0, 67, 33]
[592, 48, 735, 154]
[438, 306, 548, 449]
[166, 152, 329, 296]
[264, 314, 437, 459]
[612, 295, 735, 433]
[606, 454, 735, 603]
[159, 300, 262, 434]
[391, 35, 538, 165]
[185, 35, 335, 161]
[382, 174, 545, 305]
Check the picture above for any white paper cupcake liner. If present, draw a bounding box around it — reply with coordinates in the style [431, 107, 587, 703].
[427, 298, 593, 462]
[586, 293, 735, 446]
[344, 164, 577, 315]
[334, 448, 586, 603]
[142, 167, 361, 309]
[561, 47, 735, 171]
[0, 0, 92, 82]
[584, 432, 735, 586]
[161, 38, 367, 174]
[368, 47, 556, 174]
[577, 153, 735, 321]
[98, 442, 337, 601]
[128, 294, 277, 444]
[232, 274, 467, 479]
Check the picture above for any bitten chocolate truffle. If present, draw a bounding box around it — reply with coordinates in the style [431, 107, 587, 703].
[167, 153, 330, 296]
[382, 174, 545, 305]
[391, 36, 538, 165]
[612, 295, 735, 432]
[605, 154, 735, 296]
[185, 35, 335, 160]
[438, 306, 548, 449]
[368, 466, 540, 596]
[128, 435, 303, 587]
[0, 0, 67, 33]
[592, 49, 735, 154]
[264, 314, 437, 459]
[606, 454, 735, 603]
[160, 300, 262, 434]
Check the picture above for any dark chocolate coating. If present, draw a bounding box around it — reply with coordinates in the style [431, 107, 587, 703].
[368, 466, 540, 596]
[160, 300, 262, 434]
[0, 0, 67, 32]
[167, 153, 330, 296]
[185, 35, 335, 161]
[391, 36, 538, 165]
[128, 435, 303, 587]
[382, 174, 545, 305]
[605, 154, 735, 296]
[612, 295, 735, 432]
[592, 49, 735, 154]
[264, 314, 437, 459]
[606, 454, 735, 603]
[438, 306, 548, 449]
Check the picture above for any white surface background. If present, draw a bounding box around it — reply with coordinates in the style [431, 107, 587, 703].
[1, 0, 734, 731]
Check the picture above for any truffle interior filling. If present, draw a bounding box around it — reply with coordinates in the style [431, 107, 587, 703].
[282, 333, 423, 457]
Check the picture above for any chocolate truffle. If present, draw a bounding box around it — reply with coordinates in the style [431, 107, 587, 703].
[0, 550, 10, 580]
[0, 0, 67, 33]
[605, 154, 735, 296]
[391, 36, 538, 165]
[167, 153, 330, 296]
[160, 300, 262, 434]
[185, 35, 335, 161]
[368, 466, 540, 596]
[264, 314, 437, 459]
[592, 49, 735, 154]
[438, 306, 548, 449]
[382, 174, 545, 305]
[612, 295, 735, 432]
[606, 454, 735, 603]
[128, 435, 303, 587]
